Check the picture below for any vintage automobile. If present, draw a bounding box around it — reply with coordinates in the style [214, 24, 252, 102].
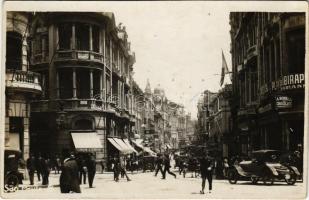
[4, 149, 25, 191]
[227, 150, 300, 185]
[142, 155, 156, 172]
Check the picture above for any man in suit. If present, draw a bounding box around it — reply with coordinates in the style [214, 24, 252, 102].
[162, 154, 176, 179]
[86, 153, 96, 188]
[154, 154, 164, 177]
[199, 152, 213, 194]
[26, 155, 36, 185]
[60, 152, 81, 193]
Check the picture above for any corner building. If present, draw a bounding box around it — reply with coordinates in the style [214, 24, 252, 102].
[5, 12, 42, 159]
[230, 13, 305, 155]
[30, 12, 136, 162]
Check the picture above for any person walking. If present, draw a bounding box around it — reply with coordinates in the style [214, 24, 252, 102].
[120, 156, 131, 181]
[60, 152, 81, 193]
[199, 152, 213, 194]
[154, 154, 164, 177]
[26, 155, 36, 185]
[162, 154, 176, 179]
[86, 153, 96, 188]
[112, 158, 120, 182]
[40, 156, 50, 185]
[35, 154, 42, 182]
[77, 155, 87, 185]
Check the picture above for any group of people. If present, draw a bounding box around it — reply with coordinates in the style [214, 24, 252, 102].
[110, 157, 131, 182]
[26, 152, 96, 193]
[154, 154, 176, 179]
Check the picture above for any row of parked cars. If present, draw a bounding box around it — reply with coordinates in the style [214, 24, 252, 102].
[227, 150, 301, 185]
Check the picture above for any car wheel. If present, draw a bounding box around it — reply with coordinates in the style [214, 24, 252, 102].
[263, 177, 274, 185]
[228, 169, 238, 184]
[5, 174, 19, 189]
[285, 173, 296, 185]
[251, 177, 259, 184]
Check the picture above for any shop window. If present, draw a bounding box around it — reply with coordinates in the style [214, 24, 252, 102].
[286, 29, 305, 74]
[59, 68, 73, 99]
[76, 23, 90, 51]
[76, 68, 90, 99]
[58, 23, 72, 50]
[92, 25, 100, 53]
[6, 31, 22, 70]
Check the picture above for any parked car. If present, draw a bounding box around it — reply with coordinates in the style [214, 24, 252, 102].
[4, 150, 25, 191]
[227, 150, 300, 185]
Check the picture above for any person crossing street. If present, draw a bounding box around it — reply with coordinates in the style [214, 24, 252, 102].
[162, 154, 176, 179]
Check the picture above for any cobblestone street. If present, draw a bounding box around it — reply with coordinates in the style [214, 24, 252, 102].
[3, 170, 306, 199]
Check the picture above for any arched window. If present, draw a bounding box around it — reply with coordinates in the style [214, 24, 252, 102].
[6, 31, 22, 70]
[73, 118, 93, 130]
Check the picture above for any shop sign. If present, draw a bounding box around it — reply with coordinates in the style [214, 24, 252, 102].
[271, 73, 305, 91]
[275, 96, 292, 109]
[258, 103, 272, 113]
[260, 73, 305, 95]
[80, 100, 88, 105]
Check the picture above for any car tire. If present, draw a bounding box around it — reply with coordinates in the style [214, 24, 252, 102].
[5, 174, 19, 190]
[228, 169, 238, 184]
[251, 177, 259, 184]
[285, 173, 296, 185]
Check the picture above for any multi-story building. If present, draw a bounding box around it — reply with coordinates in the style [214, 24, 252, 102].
[5, 12, 42, 159]
[29, 12, 136, 163]
[230, 12, 305, 156]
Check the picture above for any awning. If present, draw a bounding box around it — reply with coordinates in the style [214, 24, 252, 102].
[131, 139, 144, 149]
[166, 144, 172, 149]
[113, 138, 134, 154]
[108, 138, 135, 154]
[144, 147, 157, 156]
[123, 139, 138, 153]
[71, 132, 103, 150]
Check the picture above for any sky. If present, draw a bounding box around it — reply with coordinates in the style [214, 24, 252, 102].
[103, 3, 232, 119]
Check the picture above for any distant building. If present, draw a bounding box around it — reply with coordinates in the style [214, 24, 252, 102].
[230, 12, 305, 155]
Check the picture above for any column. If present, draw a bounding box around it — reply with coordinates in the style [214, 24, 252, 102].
[73, 68, 77, 98]
[23, 117, 29, 160]
[102, 30, 106, 102]
[56, 71, 60, 98]
[89, 25, 93, 51]
[90, 69, 93, 98]
[72, 24, 76, 50]
[110, 39, 113, 98]
[100, 72, 103, 99]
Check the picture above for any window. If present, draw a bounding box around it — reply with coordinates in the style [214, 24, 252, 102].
[6, 31, 22, 70]
[73, 119, 93, 130]
[58, 23, 72, 50]
[93, 70, 101, 98]
[59, 68, 73, 99]
[76, 68, 90, 99]
[270, 42, 276, 81]
[76, 23, 90, 51]
[286, 29, 305, 74]
[92, 25, 100, 52]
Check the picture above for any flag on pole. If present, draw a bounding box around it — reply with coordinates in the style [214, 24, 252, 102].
[220, 50, 230, 86]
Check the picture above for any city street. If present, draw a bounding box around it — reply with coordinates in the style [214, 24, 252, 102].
[3, 170, 306, 199]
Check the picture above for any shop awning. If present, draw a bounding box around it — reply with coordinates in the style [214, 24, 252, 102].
[123, 139, 138, 154]
[107, 138, 124, 152]
[166, 144, 172, 149]
[71, 132, 103, 150]
[144, 147, 157, 156]
[131, 139, 144, 149]
[113, 138, 133, 154]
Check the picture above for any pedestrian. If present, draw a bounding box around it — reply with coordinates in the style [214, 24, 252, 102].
[100, 160, 104, 174]
[60, 152, 81, 193]
[26, 154, 36, 185]
[162, 154, 176, 179]
[223, 157, 229, 178]
[55, 155, 62, 174]
[86, 153, 96, 188]
[199, 152, 213, 194]
[40, 156, 50, 185]
[77, 155, 87, 184]
[112, 158, 120, 182]
[120, 156, 131, 181]
[35, 154, 42, 182]
[154, 154, 164, 177]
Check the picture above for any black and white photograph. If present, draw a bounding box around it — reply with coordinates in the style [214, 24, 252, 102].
[0, 1, 308, 199]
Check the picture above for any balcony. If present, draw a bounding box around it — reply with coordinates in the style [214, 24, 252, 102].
[54, 50, 104, 65]
[6, 69, 42, 94]
[31, 99, 106, 112]
[112, 62, 121, 76]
